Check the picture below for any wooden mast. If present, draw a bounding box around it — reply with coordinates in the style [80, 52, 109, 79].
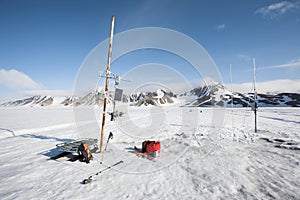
[100, 16, 115, 152]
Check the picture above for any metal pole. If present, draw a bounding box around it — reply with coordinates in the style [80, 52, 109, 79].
[253, 58, 257, 133]
[113, 91, 116, 120]
[112, 80, 116, 121]
[229, 64, 234, 128]
[100, 16, 115, 152]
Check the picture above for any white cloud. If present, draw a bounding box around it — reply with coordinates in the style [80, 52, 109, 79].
[255, 1, 298, 18]
[0, 69, 41, 90]
[257, 60, 300, 71]
[237, 54, 252, 62]
[289, 58, 300, 63]
[227, 79, 300, 94]
[216, 24, 225, 31]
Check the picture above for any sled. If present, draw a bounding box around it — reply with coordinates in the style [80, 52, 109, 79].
[50, 138, 98, 162]
[56, 138, 98, 153]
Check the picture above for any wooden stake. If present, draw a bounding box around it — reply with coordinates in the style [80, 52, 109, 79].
[100, 16, 115, 153]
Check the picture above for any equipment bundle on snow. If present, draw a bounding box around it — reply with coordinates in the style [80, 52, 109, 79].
[142, 140, 161, 155]
[52, 138, 98, 163]
[78, 143, 93, 163]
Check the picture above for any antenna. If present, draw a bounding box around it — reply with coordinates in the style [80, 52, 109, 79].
[100, 16, 115, 153]
[253, 58, 258, 133]
[112, 75, 130, 121]
[98, 71, 130, 122]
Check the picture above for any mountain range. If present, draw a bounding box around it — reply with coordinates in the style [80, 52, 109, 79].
[181, 83, 300, 107]
[1, 84, 299, 107]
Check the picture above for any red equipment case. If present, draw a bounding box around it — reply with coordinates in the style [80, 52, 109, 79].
[142, 140, 160, 153]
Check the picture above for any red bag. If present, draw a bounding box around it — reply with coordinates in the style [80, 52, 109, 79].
[142, 140, 160, 153]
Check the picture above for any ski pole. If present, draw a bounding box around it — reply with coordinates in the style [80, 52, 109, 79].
[105, 132, 113, 151]
[82, 160, 123, 184]
[96, 160, 123, 175]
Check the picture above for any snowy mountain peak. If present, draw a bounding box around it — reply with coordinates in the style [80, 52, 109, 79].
[131, 89, 174, 106]
[154, 89, 165, 99]
[199, 77, 222, 87]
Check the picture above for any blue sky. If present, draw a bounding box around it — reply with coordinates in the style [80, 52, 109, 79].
[0, 0, 300, 99]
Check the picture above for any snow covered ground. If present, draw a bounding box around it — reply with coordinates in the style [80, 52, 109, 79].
[0, 105, 299, 199]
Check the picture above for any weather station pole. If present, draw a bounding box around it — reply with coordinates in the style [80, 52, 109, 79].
[100, 16, 115, 153]
[253, 58, 258, 133]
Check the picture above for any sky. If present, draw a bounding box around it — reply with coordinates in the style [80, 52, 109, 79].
[0, 0, 300, 100]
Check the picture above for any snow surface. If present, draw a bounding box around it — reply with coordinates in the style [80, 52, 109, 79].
[154, 89, 164, 99]
[0, 105, 299, 199]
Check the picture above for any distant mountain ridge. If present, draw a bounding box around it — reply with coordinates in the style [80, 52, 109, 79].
[0, 89, 174, 107]
[181, 83, 300, 107]
[1, 84, 299, 107]
[0, 96, 55, 107]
